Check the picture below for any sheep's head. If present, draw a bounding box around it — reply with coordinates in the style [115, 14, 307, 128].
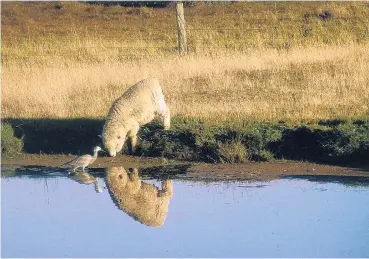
[102, 126, 126, 157]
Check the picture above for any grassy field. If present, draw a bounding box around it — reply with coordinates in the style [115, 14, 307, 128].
[3, 45, 369, 122]
[2, 1, 369, 122]
[1, 2, 369, 163]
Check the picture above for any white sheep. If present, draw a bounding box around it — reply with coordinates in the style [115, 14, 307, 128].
[102, 77, 170, 157]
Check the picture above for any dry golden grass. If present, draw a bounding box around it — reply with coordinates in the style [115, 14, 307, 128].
[1, 2, 369, 123]
[2, 44, 368, 122]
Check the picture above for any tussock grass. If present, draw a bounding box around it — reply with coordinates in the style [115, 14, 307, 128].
[135, 119, 369, 164]
[1, 2, 369, 123]
[2, 45, 369, 122]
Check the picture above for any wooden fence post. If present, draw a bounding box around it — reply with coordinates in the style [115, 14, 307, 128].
[176, 1, 188, 55]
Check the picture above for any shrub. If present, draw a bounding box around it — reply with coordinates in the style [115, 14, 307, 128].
[1, 123, 23, 156]
[218, 141, 248, 163]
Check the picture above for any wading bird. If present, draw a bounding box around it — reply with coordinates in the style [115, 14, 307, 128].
[63, 146, 103, 172]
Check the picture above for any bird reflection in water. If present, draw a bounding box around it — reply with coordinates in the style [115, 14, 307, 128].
[105, 167, 173, 227]
[68, 171, 104, 193]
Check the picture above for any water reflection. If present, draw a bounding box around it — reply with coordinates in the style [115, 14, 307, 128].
[68, 171, 103, 193]
[105, 167, 173, 227]
[282, 175, 369, 187]
[4, 165, 176, 227]
[2, 164, 369, 258]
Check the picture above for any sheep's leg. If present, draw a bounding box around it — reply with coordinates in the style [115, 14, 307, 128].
[163, 108, 171, 130]
[127, 168, 141, 193]
[128, 168, 140, 181]
[156, 95, 171, 130]
[159, 105, 171, 130]
[162, 180, 173, 194]
[128, 123, 140, 154]
[159, 180, 173, 197]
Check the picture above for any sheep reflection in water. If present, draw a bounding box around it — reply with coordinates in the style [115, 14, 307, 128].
[105, 167, 173, 227]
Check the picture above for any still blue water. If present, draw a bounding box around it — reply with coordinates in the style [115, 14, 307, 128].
[2, 166, 369, 258]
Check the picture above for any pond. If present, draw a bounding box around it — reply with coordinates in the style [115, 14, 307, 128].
[2, 165, 369, 258]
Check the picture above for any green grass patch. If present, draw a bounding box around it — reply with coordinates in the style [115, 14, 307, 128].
[1, 123, 23, 156]
[2, 117, 369, 166]
[137, 117, 369, 165]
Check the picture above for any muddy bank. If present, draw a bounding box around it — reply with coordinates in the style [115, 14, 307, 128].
[1, 154, 179, 169]
[2, 154, 368, 182]
[185, 162, 369, 182]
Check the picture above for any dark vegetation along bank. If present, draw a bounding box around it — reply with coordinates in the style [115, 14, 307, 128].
[2, 118, 369, 166]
